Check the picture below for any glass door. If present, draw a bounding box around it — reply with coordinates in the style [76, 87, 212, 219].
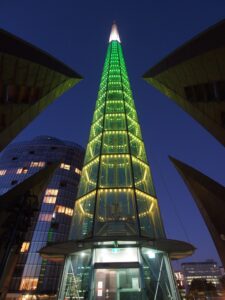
[94, 267, 141, 300]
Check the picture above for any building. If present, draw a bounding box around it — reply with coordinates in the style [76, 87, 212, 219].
[0, 28, 82, 152]
[143, 19, 225, 147]
[0, 162, 59, 299]
[170, 156, 225, 270]
[174, 271, 186, 299]
[0, 136, 84, 300]
[41, 24, 194, 300]
[182, 261, 221, 287]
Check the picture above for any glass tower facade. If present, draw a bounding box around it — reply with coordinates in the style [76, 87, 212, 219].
[0, 136, 84, 300]
[59, 25, 180, 300]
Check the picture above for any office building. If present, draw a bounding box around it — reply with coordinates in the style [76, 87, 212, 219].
[182, 261, 221, 287]
[0, 136, 84, 299]
[41, 24, 194, 300]
[143, 19, 225, 147]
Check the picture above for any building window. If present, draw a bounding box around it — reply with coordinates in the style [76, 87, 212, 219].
[45, 189, 58, 196]
[16, 168, 28, 174]
[60, 163, 70, 171]
[38, 213, 52, 222]
[11, 180, 18, 185]
[19, 278, 38, 290]
[54, 205, 73, 216]
[0, 169, 6, 176]
[20, 242, 30, 253]
[75, 167, 82, 175]
[65, 207, 73, 216]
[43, 196, 57, 204]
[12, 157, 18, 160]
[30, 161, 45, 168]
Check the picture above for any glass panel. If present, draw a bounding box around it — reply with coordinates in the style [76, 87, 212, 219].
[95, 248, 139, 263]
[96, 91, 107, 106]
[127, 116, 142, 138]
[136, 190, 164, 238]
[106, 100, 125, 113]
[94, 189, 138, 236]
[70, 191, 96, 239]
[60, 250, 92, 300]
[102, 131, 129, 154]
[108, 82, 123, 90]
[93, 268, 141, 299]
[132, 157, 155, 195]
[99, 155, 132, 188]
[104, 113, 126, 130]
[89, 116, 104, 140]
[93, 102, 105, 122]
[141, 248, 179, 300]
[125, 103, 138, 122]
[129, 133, 147, 162]
[78, 157, 99, 197]
[85, 133, 102, 163]
[107, 90, 123, 100]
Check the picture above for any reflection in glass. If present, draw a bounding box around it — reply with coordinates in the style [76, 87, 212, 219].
[100, 155, 132, 188]
[94, 189, 138, 236]
[70, 191, 96, 239]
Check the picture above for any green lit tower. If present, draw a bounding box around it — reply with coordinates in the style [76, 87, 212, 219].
[41, 24, 194, 299]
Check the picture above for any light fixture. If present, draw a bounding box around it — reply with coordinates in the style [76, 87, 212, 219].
[147, 250, 156, 259]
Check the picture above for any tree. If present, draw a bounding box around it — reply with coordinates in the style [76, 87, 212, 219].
[187, 278, 217, 299]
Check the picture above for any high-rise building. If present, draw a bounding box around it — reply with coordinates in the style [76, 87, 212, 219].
[41, 24, 194, 300]
[170, 156, 225, 269]
[0, 29, 82, 152]
[0, 136, 84, 300]
[0, 161, 59, 299]
[182, 260, 221, 287]
[143, 19, 225, 147]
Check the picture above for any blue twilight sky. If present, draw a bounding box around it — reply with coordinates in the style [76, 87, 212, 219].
[1, 0, 225, 269]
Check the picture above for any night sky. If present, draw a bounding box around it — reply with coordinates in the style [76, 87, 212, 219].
[1, 0, 225, 269]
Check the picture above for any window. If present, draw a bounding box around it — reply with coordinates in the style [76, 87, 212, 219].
[38, 213, 52, 222]
[60, 163, 70, 170]
[16, 168, 28, 174]
[43, 196, 57, 204]
[11, 180, 18, 185]
[54, 205, 73, 216]
[12, 157, 18, 160]
[75, 167, 82, 175]
[0, 169, 6, 176]
[45, 189, 58, 196]
[20, 242, 30, 253]
[65, 207, 73, 216]
[30, 161, 45, 168]
[19, 278, 38, 290]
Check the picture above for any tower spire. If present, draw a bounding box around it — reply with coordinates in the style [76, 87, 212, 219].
[109, 22, 121, 43]
[41, 25, 194, 300]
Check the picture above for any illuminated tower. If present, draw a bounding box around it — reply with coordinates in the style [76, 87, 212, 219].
[42, 24, 194, 300]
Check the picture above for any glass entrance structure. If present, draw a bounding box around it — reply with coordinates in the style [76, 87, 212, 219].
[59, 246, 182, 299]
[41, 23, 194, 300]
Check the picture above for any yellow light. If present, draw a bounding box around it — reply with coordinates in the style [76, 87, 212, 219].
[20, 242, 30, 253]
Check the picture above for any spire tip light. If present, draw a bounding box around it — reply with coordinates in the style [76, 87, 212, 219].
[109, 23, 121, 43]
